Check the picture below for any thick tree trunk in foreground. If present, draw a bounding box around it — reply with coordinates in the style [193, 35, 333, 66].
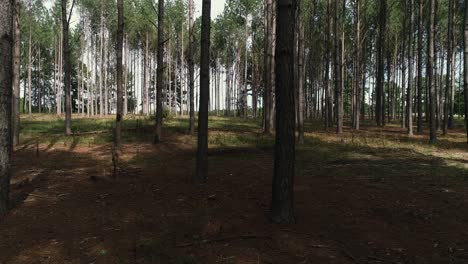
[270, 0, 296, 224]
[428, 0, 437, 144]
[0, 0, 13, 216]
[12, 0, 20, 146]
[195, 0, 211, 183]
[115, 0, 123, 148]
[62, 0, 73, 135]
[154, 0, 165, 143]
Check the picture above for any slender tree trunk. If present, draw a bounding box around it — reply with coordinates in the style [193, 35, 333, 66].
[62, 0, 73, 135]
[27, 17, 32, 116]
[195, 0, 211, 183]
[444, 0, 453, 135]
[325, 0, 332, 129]
[417, 0, 423, 132]
[376, 0, 386, 127]
[354, 0, 361, 130]
[0, 0, 13, 215]
[12, 0, 20, 146]
[188, 0, 195, 133]
[428, 0, 437, 144]
[297, 4, 305, 144]
[99, 6, 104, 117]
[269, 0, 277, 130]
[78, 34, 83, 116]
[263, 0, 272, 133]
[181, 26, 185, 116]
[154, 0, 165, 143]
[408, 0, 414, 136]
[104, 31, 108, 115]
[124, 36, 128, 116]
[270, 0, 296, 224]
[143, 33, 149, 115]
[115, 0, 124, 147]
[464, 0, 468, 142]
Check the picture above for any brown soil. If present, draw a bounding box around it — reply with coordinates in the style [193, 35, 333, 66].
[1, 126, 468, 264]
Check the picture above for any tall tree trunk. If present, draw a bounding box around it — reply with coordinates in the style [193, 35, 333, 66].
[62, 0, 73, 135]
[444, 0, 453, 135]
[263, 0, 272, 133]
[99, 5, 104, 117]
[407, 0, 414, 136]
[243, 14, 249, 119]
[269, 0, 277, 131]
[124, 36, 128, 116]
[181, 26, 185, 116]
[464, 0, 468, 142]
[297, 3, 304, 144]
[0, 0, 13, 215]
[12, 0, 20, 146]
[325, 0, 332, 129]
[195, 0, 211, 183]
[154, 0, 165, 143]
[143, 32, 148, 115]
[27, 16, 32, 116]
[428, 0, 437, 144]
[270, 0, 296, 224]
[188, 0, 195, 134]
[87, 37, 91, 117]
[78, 39, 82, 115]
[417, 0, 423, 132]
[376, 0, 386, 127]
[334, 0, 342, 133]
[115, 0, 124, 147]
[354, 0, 361, 130]
[104, 31, 108, 115]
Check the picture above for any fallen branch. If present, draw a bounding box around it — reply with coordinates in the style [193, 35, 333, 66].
[175, 235, 272, 248]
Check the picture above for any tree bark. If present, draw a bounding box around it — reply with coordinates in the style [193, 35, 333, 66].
[375, 0, 386, 127]
[27, 13, 32, 116]
[99, 5, 104, 117]
[354, 0, 361, 130]
[464, 0, 468, 142]
[0, 0, 13, 215]
[188, 0, 195, 134]
[62, 0, 73, 135]
[115, 0, 124, 148]
[296, 3, 304, 144]
[444, 0, 453, 135]
[154, 0, 165, 143]
[263, 0, 272, 133]
[195, 0, 211, 183]
[12, 0, 20, 146]
[270, 0, 296, 224]
[428, 0, 437, 144]
[407, 0, 414, 136]
[417, 0, 423, 133]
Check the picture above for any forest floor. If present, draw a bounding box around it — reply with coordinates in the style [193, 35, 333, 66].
[1, 114, 468, 264]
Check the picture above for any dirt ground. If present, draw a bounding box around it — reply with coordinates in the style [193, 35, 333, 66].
[1, 122, 468, 264]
